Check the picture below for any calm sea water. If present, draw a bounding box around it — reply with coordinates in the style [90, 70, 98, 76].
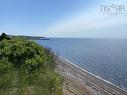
[35, 38, 127, 90]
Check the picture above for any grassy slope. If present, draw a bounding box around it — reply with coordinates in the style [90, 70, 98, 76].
[0, 38, 63, 95]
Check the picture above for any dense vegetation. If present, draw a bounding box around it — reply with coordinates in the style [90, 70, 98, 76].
[0, 33, 10, 41]
[0, 33, 63, 95]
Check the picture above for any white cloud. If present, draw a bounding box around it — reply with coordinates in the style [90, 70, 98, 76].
[42, 0, 127, 38]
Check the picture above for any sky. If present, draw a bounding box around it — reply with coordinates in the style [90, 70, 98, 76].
[0, 0, 127, 38]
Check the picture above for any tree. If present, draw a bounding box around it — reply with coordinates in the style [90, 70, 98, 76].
[0, 33, 10, 41]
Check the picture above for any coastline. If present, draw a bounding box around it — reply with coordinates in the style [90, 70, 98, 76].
[55, 57, 127, 95]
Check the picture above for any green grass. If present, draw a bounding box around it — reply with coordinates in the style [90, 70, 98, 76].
[0, 35, 63, 95]
[0, 68, 63, 95]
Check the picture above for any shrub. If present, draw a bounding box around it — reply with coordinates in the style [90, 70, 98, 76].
[0, 33, 10, 41]
[0, 37, 63, 95]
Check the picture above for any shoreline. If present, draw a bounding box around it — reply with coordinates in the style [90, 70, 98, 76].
[59, 57, 126, 91]
[56, 57, 127, 95]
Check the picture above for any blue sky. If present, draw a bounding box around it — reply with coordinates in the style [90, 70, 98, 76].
[0, 0, 127, 38]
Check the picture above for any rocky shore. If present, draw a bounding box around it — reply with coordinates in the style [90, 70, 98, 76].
[55, 57, 127, 95]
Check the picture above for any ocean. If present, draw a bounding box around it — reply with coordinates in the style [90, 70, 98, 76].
[35, 38, 127, 90]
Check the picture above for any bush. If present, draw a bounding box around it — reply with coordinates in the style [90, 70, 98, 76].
[0, 58, 12, 74]
[0, 37, 63, 95]
[0, 33, 10, 41]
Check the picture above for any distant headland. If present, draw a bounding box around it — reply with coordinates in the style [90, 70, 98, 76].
[8, 34, 50, 40]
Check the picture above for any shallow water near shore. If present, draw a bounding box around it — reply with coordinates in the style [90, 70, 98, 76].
[35, 38, 127, 91]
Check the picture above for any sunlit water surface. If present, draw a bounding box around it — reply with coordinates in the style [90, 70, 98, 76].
[35, 38, 127, 90]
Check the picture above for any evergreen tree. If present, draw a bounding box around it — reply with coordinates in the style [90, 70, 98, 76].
[0, 33, 10, 41]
